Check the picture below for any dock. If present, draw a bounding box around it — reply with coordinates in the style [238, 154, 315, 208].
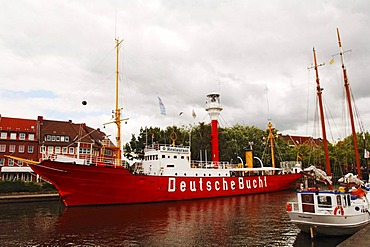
[0, 193, 60, 204]
[337, 223, 370, 247]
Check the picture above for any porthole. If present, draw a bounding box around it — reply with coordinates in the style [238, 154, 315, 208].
[175, 173, 178, 176]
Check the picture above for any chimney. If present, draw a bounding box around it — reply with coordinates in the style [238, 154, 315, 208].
[37, 116, 43, 124]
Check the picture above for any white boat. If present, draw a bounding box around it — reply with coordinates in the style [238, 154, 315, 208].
[287, 168, 370, 236]
[286, 28, 370, 238]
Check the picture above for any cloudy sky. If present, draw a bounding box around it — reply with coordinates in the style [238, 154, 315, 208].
[1, 0, 370, 144]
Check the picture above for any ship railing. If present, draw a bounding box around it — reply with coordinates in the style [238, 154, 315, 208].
[144, 143, 190, 152]
[42, 153, 129, 168]
[190, 160, 236, 169]
[286, 202, 300, 212]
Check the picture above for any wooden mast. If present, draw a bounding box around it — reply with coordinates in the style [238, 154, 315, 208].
[312, 47, 332, 188]
[267, 122, 276, 169]
[336, 28, 362, 179]
[115, 38, 123, 166]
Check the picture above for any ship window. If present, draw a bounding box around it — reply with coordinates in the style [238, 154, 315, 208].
[209, 174, 211, 176]
[336, 195, 342, 206]
[184, 173, 186, 176]
[0, 158, 4, 166]
[162, 155, 165, 158]
[346, 195, 351, 207]
[167, 164, 174, 168]
[196, 174, 198, 176]
[174, 155, 177, 159]
[204, 174, 206, 176]
[181, 156, 184, 159]
[318, 196, 332, 208]
[10, 133, 16, 139]
[28, 134, 35, 141]
[175, 173, 178, 176]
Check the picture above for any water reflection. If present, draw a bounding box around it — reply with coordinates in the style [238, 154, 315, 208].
[0, 191, 349, 246]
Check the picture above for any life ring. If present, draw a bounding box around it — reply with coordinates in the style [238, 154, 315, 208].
[286, 203, 292, 212]
[334, 205, 344, 216]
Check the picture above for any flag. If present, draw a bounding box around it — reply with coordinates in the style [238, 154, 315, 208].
[329, 58, 334, 65]
[192, 109, 197, 119]
[297, 153, 302, 160]
[158, 97, 166, 115]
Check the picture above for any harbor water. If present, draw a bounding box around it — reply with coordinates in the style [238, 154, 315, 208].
[0, 190, 348, 246]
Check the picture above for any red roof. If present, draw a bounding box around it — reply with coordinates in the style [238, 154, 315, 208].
[279, 134, 323, 146]
[0, 115, 37, 133]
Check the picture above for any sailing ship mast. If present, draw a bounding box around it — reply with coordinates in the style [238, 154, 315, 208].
[114, 38, 123, 166]
[336, 28, 362, 179]
[267, 122, 276, 169]
[312, 47, 332, 189]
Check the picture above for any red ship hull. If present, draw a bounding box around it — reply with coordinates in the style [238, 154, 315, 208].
[30, 160, 302, 207]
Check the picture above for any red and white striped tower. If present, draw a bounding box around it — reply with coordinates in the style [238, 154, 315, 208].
[206, 92, 223, 164]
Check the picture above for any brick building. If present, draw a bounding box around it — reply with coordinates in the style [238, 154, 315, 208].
[0, 115, 116, 181]
[0, 115, 38, 181]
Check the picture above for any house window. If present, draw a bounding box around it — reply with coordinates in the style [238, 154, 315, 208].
[0, 145, 6, 152]
[46, 135, 51, 141]
[40, 146, 46, 154]
[10, 133, 17, 139]
[9, 145, 16, 153]
[56, 136, 60, 142]
[19, 133, 26, 140]
[0, 158, 4, 166]
[48, 146, 53, 154]
[69, 147, 74, 154]
[52, 136, 56, 141]
[62, 147, 68, 154]
[65, 136, 70, 142]
[55, 146, 61, 154]
[17, 160, 23, 167]
[8, 158, 14, 166]
[29, 134, 35, 140]
[61, 136, 65, 142]
[28, 146, 34, 153]
[0, 132, 6, 139]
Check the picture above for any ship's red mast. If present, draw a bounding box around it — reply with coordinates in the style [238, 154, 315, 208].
[206, 93, 223, 164]
[312, 47, 332, 189]
[336, 28, 362, 178]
